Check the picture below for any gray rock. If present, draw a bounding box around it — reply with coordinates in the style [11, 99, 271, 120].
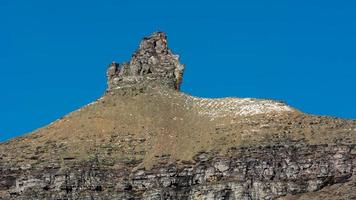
[0, 144, 353, 199]
[107, 32, 185, 93]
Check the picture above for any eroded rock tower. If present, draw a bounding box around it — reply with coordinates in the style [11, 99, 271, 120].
[107, 32, 185, 92]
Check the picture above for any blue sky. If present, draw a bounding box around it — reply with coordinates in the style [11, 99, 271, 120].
[1, 0, 355, 141]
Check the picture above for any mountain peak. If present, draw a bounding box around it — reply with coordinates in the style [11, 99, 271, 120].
[107, 32, 185, 93]
[1, 32, 356, 200]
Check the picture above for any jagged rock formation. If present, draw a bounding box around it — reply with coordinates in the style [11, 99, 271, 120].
[106, 32, 184, 92]
[0, 32, 355, 200]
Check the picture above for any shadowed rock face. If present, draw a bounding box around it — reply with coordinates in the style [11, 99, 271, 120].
[107, 32, 185, 92]
[0, 32, 355, 200]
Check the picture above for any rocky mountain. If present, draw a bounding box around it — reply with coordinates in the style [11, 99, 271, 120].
[0, 32, 355, 200]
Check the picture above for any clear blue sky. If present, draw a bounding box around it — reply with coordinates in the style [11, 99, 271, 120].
[1, 0, 355, 141]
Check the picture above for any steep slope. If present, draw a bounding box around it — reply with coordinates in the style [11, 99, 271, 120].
[0, 32, 355, 200]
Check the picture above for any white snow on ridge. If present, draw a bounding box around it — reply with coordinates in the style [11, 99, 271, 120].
[156, 90, 294, 119]
[184, 95, 294, 119]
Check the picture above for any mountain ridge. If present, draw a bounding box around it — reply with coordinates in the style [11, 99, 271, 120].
[0, 32, 355, 200]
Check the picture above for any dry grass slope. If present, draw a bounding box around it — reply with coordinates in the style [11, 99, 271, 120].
[1, 88, 355, 170]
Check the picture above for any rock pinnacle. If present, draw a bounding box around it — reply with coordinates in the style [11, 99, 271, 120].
[107, 32, 185, 92]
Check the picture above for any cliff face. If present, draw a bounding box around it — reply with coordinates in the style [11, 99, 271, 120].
[0, 32, 355, 200]
[1, 142, 354, 200]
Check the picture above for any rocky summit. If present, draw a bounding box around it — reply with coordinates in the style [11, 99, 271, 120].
[106, 32, 184, 92]
[0, 32, 355, 200]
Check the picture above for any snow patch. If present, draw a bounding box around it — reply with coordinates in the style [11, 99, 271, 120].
[184, 95, 293, 119]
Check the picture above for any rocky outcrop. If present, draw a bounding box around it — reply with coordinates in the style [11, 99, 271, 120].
[107, 32, 185, 92]
[0, 32, 355, 200]
[1, 143, 354, 199]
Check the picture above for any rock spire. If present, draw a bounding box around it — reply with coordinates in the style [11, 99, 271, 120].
[107, 32, 185, 92]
